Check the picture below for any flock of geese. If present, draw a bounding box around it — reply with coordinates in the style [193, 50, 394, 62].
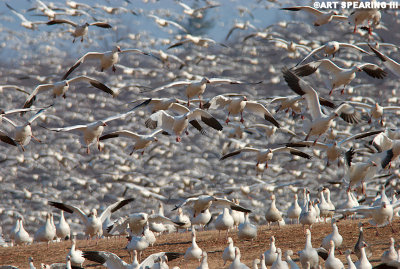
[1, 0, 400, 268]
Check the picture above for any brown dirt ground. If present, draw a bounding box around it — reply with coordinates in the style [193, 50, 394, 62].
[1, 218, 399, 268]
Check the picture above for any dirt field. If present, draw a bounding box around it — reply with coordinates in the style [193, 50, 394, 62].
[1, 218, 399, 268]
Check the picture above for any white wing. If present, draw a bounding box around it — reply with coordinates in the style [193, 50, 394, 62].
[244, 101, 280, 128]
[48, 201, 88, 225]
[145, 110, 175, 134]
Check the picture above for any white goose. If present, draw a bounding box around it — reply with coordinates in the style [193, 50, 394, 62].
[62, 46, 159, 80]
[15, 218, 33, 245]
[280, 6, 347, 26]
[173, 208, 191, 231]
[321, 220, 343, 251]
[271, 248, 289, 269]
[100, 129, 162, 155]
[381, 237, 398, 264]
[55, 211, 70, 240]
[287, 194, 302, 224]
[238, 212, 257, 240]
[229, 247, 250, 269]
[184, 228, 203, 261]
[369, 44, 400, 78]
[33, 213, 56, 245]
[325, 241, 344, 269]
[177, 1, 220, 19]
[5, 3, 47, 30]
[126, 234, 150, 261]
[299, 229, 319, 269]
[167, 34, 225, 50]
[345, 250, 357, 269]
[285, 250, 299, 269]
[223, 237, 236, 266]
[46, 19, 112, 42]
[148, 14, 188, 33]
[265, 194, 283, 228]
[293, 59, 386, 95]
[264, 236, 278, 266]
[68, 238, 85, 267]
[354, 242, 372, 269]
[48, 198, 134, 238]
[197, 251, 209, 269]
[215, 207, 234, 237]
[205, 94, 280, 127]
[300, 201, 317, 232]
[282, 68, 361, 144]
[23, 76, 115, 108]
[347, 101, 400, 125]
[260, 254, 268, 269]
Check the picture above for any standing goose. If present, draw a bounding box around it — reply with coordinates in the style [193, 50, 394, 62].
[299, 229, 319, 269]
[264, 236, 278, 266]
[55, 211, 70, 240]
[205, 94, 280, 127]
[48, 198, 134, 238]
[271, 248, 289, 269]
[381, 238, 398, 264]
[354, 225, 372, 259]
[345, 250, 357, 269]
[282, 68, 361, 144]
[46, 19, 112, 42]
[354, 242, 372, 269]
[265, 194, 283, 228]
[321, 220, 343, 251]
[144, 104, 223, 142]
[285, 250, 299, 269]
[287, 194, 302, 224]
[23, 76, 115, 109]
[238, 212, 257, 240]
[126, 234, 150, 261]
[215, 207, 234, 237]
[33, 213, 56, 246]
[197, 251, 209, 269]
[300, 201, 317, 232]
[325, 241, 344, 269]
[280, 6, 348, 26]
[62, 46, 159, 80]
[229, 247, 250, 269]
[15, 218, 33, 245]
[68, 238, 85, 267]
[223, 237, 236, 266]
[184, 227, 203, 262]
[292, 59, 386, 95]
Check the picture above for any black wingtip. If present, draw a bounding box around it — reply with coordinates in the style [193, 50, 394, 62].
[48, 201, 74, 214]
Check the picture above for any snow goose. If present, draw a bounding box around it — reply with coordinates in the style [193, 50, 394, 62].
[34, 213, 56, 246]
[149, 50, 186, 69]
[269, 95, 303, 116]
[173, 195, 251, 218]
[148, 14, 188, 33]
[130, 97, 181, 114]
[197, 251, 209, 269]
[284, 250, 299, 269]
[215, 207, 234, 237]
[282, 68, 360, 144]
[226, 21, 256, 41]
[167, 34, 226, 49]
[354, 242, 372, 269]
[83, 250, 181, 269]
[264, 236, 278, 266]
[347, 101, 400, 125]
[299, 202, 317, 232]
[349, 7, 381, 34]
[28, 257, 36, 269]
[297, 41, 370, 66]
[269, 37, 311, 54]
[271, 248, 289, 269]
[380, 141, 400, 169]
[253, 258, 261, 269]
[55, 211, 70, 240]
[46, 19, 112, 42]
[292, 59, 386, 95]
[265, 194, 283, 228]
[100, 129, 162, 155]
[62, 46, 159, 80]
[321, 220, 342, 251]
[68, 238, 85, 267]
[325, 241, 344, 269]
[184, 228, 203, 262]
[1, 107, 49, 151]
[369, 44, 400, 78]
[173, 208, 191, 231]
[23, 76, 115, 109]
[35, 0, 62, 19]
[381, 238, 398, 264]
[147, 77, 261, 108]
[324, 188, 335, 218]
[280, 6, 347, 26]
[229, 247, 250, 269]
[145, 104, 223, 142]
[299, 229, 319, 269]
[143, 224, 156, 246]
[287, 194, 301, 224]
[220, 146, 311, 171]
[15, 218, 33, 245]
[177, 2, 220, 18]
[345, 250, 356, 269]
[126, 234, 150, 261]
[5, 3, 47, 30]
[223, 237, 236, 266]
[317, 188, 330, 221]
[259, 254, 267, 269]
[205, 94, 280, 127]
[48, 198, 134, 238]
[238, 212, 257, 240]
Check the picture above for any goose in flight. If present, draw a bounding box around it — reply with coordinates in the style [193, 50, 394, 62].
[167, 34, 227, 49]
[282, 68, 360, 144]
[1, 107, 50, 151]
[35, 0, 63, 19]
[99, 129, 163, 155]
[0, 85, 30, 95]
[46, 19, 112, 42]
[148, 14, 188, 33]
[225, 21, 257, 41]
[23, 76, 115, 109]
[172, 195, 251, 218]
[146, 77, 261, 108]
[220, 146, 312, 170]
[83, 250, 181, 269]
[269, 37, 311, 54]
[296, 41, 370, 66]
[205, 94, 280, 127]
[369, 44, 400, 78]
[346, 101, 400, 125]
[349, 8, 381, 34]
[177, 1, 220, 19]
[281, 6, 348, 26]
[144, 103, 223, 142]
[293, 59, 387, 95]
[48, 198, 134, 238]
[62, 46, 159, 80]
[5, 3, 47, 30]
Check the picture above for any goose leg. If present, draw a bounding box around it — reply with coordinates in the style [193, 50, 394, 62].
[353, 24, 357, 33]
[112, 65, 116, 72]
[86, 146, 90, 154]
[31, 134, 42, 143]
[225, 112, 231, 124]
[240, 112, 244, 124]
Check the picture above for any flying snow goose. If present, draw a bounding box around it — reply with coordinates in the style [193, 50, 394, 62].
[265, 194, 283, 228]
[380, 141, 400, 169]
[23, 76, 115, 108]
[349, 8, 381, 34]
[5, 3, 47, 30]
[68, 238, 85, 266]
[269, 37, 311, 54]
[146, 77, 261, 108]
[172, 195, 251, 218]
[264, 236, 278, 266]
[226, 21, 256, 41]
[282, 68, 361, 144]
[184, 228, 203, 261]
[220, 146, 311, 170]
[148, 14, 188, 33]
[297, 41, 370, 66]
[0, 84, 30, 95]
[177, 2, 220, 18]
[144, 104, 223, 142]
[149, 50, 186, 68]
[1, 107, 49, 150]
[168, 34, 226, 49]
[347, 101, 400, 125]
[280, 6, 347, 26]
[345, 250, 357, 269]
[223, 237, 236, 265]
[206, 94, 280, 127]
[229, 247, 250, 269]
[55, 211, 70, 240]
[293, 59, 386, 95]
[83, 250, 180, 269]
[100, 129, 163, 155]
[369, 44, 400, 78]
[62, 46, 159, 80]
[325, 241, 344, 269]
[35, 0, 63, 19]
[299, 229, 319, 269]
[48, 198, 134, 238]
[47, 19, 112, 42]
